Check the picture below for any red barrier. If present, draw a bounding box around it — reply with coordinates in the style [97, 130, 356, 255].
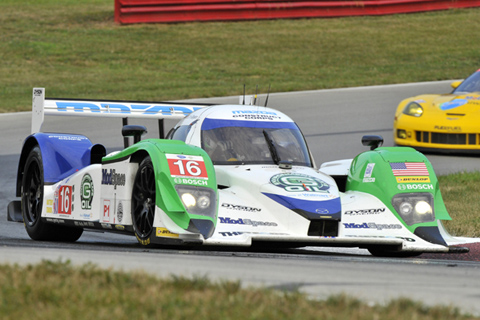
[114, 0, 480, 24]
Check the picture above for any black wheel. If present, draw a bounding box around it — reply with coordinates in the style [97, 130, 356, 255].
[368, 247, 422, 258]
[132, 157, 156, 246]
[21, 146, 83, 242]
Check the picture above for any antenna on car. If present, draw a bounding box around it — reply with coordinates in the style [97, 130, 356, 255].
[253, 85, 258, 105]
[264, 84, 271, 107]
[242, 84, 246, 105]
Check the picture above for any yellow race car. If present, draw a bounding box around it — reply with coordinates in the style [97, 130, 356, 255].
[394, 69, 480, 153]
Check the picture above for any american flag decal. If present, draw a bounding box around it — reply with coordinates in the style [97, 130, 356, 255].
[390, 162, 429, 176]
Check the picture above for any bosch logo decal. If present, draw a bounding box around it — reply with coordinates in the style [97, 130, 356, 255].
[397, 184, 434, 191]
[174, 178, 208, 186]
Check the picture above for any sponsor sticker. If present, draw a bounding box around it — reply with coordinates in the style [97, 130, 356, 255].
[46, 199, 54, 214]
[81, 174, 94, 210]
[343, 222, 402, 230]
[156, 227, 179, 238]
[396, 176, 430, 183]
[166, 154, 208, 180]
[219, 232, 244, 237]
[173, 178, 208, 186]
[397, 184, 434, 191]
[344, 208, 386, 215]
[102, 169, 126, 189]
[270, 173, 330, 193]
[103, 200, 110, 223]
[440, 99, 468, 111]
[221, 203, 261, 212]
[55, 185, 73, 215]
[364, 163, 375, 178]
[117, 201, 123, 223]
[434, 126, 462, 132]
[219, 217, 278, 227]
[231, 110, 281, 121]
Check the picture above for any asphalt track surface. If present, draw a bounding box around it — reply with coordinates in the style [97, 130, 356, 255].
[1, 82, 480, 315]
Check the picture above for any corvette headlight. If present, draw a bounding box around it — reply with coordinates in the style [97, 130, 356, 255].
[402, 102, 423, 117]
[391, 193, 434, 226]
[175, 185, 216, 218]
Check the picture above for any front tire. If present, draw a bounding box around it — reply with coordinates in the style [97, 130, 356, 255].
[131, 157, 156, 246]
[21, 146, 83, 242]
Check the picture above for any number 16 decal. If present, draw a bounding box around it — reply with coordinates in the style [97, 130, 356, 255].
[57, 185, 72, 215]
[166, 154, 208, 179]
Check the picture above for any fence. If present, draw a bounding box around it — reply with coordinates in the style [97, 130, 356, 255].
[114, 0, 480, 24]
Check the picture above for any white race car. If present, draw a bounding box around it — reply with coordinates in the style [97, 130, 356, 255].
[7, 88, 469, 257]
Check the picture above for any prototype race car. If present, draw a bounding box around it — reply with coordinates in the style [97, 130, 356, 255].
[394, 69, 480, 153]
[7, 88, 469, 256]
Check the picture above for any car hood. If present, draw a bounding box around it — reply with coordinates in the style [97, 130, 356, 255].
[422, 93, 480, 115]
[215, 165, 341, 221]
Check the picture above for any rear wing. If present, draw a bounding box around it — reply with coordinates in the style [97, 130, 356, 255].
[32, 88, 213, 135]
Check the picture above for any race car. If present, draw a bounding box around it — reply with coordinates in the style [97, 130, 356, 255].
[7, 88, 469, 257]
[394, 69, 480, 153]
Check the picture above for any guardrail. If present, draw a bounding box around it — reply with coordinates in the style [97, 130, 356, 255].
[114, 0, 480, 24]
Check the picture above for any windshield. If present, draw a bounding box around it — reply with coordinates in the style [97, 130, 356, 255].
[201, 119, 312, 166]
[454, 71, 480, 93]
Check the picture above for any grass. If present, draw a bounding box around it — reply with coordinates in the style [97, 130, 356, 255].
[1, 1, 480, 111]
[0, 260, 476, 320]
[439, 171, 480, 237]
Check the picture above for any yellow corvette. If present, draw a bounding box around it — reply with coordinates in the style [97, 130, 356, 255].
[394, 69, 480, 153]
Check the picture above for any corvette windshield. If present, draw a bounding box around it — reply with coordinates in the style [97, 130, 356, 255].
[201, 119, 312, 166]
[454, 71, 480, 93]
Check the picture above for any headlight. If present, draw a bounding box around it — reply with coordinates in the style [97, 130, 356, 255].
[391, 193, 434, 225]
[402, 102, 423, 117]
[175, 185, 216, 218]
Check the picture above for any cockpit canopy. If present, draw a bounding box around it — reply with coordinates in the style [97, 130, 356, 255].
[201, 119, 312, 166]
[168, 105, 313, 167]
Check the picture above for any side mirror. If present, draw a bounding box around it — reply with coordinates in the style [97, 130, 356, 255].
[451, 80, 462, 90]
[362, 135, 383, 150]
[122, 125, 147, 144]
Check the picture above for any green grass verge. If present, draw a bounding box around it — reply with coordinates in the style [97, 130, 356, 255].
[1, 1, 480, 112]
[0, 260, 476, 320]
[439, 171, 480, 238]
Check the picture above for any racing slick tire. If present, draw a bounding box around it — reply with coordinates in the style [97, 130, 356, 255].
[131, 156, 156, 246]
[21, 146, 83, 242]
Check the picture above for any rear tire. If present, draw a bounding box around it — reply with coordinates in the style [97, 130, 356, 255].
[22, 146, 83, 242]
[131, 157, 156, 246]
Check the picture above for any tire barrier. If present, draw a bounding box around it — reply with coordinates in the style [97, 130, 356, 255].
[114, 0, 480, 24]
